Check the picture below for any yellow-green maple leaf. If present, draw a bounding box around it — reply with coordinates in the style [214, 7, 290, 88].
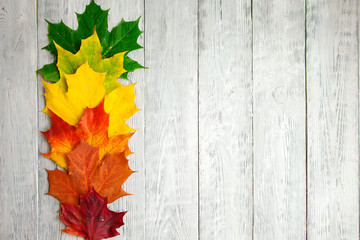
[55, 30, 127, 93]
[43, 62, 139, 137]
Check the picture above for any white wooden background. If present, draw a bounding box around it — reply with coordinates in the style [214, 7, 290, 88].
[0, 0, 359, 239]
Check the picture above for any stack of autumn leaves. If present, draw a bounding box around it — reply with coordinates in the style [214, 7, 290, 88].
[38, 1, 143, 239]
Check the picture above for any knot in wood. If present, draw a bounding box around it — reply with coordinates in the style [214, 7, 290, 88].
[272, 86, 287, 104]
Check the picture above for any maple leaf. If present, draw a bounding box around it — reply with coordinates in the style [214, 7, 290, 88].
[42, 62, 139, 137]
[42, 100, 133, 169]
[92, 151, 134, 203]
[56, 31, 126, 93]
[41, 111, 79, 169]
[60, 188, 126, 240]
[46, 168, 80, 205]
[67, 141, 99, 194]
[37, 0, 143, 82]
[77, 100, 134, 160]
[47, 141, 134, 204]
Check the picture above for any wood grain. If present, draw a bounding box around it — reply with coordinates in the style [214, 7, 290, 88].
[0, 0, 38, 239]
[252, 0, 306, 239]
[198, 0, 253, 239]
[144, 0, 199, 239]
[306, 0, 359, 239]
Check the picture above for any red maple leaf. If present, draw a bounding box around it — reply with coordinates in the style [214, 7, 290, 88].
[42, 99, 134, 169]
[60, 188, 126, 240]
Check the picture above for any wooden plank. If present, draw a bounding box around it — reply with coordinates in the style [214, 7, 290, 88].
[306, 0, 359, 239]
[144, 0, 199, 239]
[198, 0, 253, 239]
[97, 1, 145, 239]
[0, 0, 38, 239]
[37, 1, 94, 240]
[252, 0, 306, 239]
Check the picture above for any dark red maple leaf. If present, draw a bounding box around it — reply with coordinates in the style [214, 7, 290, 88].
[60, 188, 126, 240]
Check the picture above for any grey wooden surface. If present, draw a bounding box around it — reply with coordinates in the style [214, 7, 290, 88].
[307, 0, 359, 239]
[0, 0, 359, 239]
[253, 0, 307, 239]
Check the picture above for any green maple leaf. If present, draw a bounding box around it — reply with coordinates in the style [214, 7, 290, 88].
[38, 0, 144, 82]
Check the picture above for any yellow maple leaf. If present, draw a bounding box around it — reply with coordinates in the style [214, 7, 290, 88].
[42, 62, 139, 137]
[55, 30, 127, 93]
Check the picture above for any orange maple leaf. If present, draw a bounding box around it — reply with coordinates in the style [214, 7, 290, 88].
[92, 151, 134, 203]
[67, 141, 99, 194]
[42, 99, 134, 169]
[47, 141, 134, 205]
[46, 168, 80, 205]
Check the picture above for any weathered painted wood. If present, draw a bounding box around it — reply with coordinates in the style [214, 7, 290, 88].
[97, 1, 145, 239]
[252, 0, 306, 239]
[0, 0, 38, 239]
[306, 0, 359, 239]
[3, 0, 360, 238]
[144, 0, 199, 239]
[198, 0, 253, 239]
